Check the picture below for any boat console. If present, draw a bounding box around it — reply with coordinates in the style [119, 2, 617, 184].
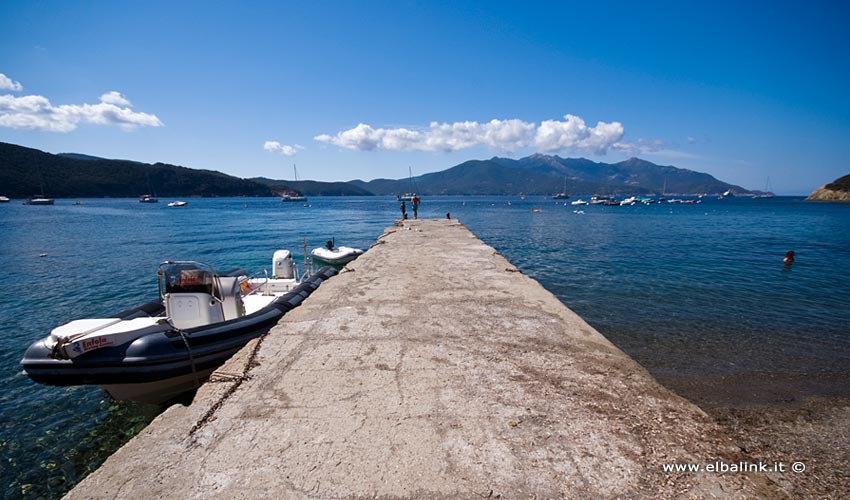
[159, 262, 245, 329]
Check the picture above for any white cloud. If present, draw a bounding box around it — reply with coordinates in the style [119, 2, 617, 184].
[0, 82, 163, 132]
[315, 114, 618, 154]
[534, 114, 624, 154]
[264, 141, 303, 156]
[0, 73, 23, 91]
[481, 119, 536, 150]
[315, 123, 384, 151]
[99, 91, 131, 106]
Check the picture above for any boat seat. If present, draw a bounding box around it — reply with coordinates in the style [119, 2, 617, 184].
[166, 293, 224, 330]
[216, 276, 245, 320]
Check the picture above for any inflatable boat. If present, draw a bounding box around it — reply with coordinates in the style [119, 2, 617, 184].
[310, 241, 364, 266]
[21, 250, 336, 404]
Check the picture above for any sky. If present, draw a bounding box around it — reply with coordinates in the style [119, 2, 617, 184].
[1, 1, 849, 194]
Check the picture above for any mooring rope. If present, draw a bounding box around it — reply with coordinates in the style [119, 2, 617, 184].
[176, 328, 201, 389]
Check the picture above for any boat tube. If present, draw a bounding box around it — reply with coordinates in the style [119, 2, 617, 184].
[310, 241, 364, 266]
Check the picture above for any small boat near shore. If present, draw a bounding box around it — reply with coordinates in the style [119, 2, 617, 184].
[590, 196, 615, 205]
[167, 200, 187, 207]
[280, 164, 308, 203]
[21, 250, 337, 404]
[311, 241, 364, 266]
[552, 177, 570, 199]
[396, 166, 419, 202]
[23, 195, 55, 205]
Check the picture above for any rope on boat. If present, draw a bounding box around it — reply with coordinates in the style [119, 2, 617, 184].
[176, 328, 201, 390]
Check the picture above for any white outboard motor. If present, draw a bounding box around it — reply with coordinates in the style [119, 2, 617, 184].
[272, 250, 295, 279]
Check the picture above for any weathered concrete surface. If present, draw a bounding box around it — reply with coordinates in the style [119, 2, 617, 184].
[67, 219, 786, 499]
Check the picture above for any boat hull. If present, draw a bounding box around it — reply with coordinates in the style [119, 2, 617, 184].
[310, 246, 364, 266]
[101, 369, 217, 404]
[23, 198, 55, 205]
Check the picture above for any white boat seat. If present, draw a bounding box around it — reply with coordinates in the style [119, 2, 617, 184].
[166, 293, 224, 329]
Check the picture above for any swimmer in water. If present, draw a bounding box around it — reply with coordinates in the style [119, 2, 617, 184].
[783, 250, 795, 265]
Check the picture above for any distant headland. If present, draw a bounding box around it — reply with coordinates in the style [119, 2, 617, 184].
[807, 173, 850, 202]
[1, 141, 755, 198]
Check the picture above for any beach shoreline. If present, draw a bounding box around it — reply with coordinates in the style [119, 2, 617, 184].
[657, 374, 850, 498]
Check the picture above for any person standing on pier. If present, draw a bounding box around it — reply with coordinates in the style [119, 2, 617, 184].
[411, 194, 420, 219]
[400, 200, 407, 220]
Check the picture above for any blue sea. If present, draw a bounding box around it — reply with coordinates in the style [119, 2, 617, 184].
[1, 195, 849, 499]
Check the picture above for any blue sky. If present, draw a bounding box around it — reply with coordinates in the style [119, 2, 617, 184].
[1, 1, 849, 194]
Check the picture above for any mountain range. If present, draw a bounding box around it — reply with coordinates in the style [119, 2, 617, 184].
[350, 155, 751, 196]
[1, 141, 754, 198]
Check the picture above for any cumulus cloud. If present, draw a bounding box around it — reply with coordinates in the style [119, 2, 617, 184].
[0, 73, 23, 91]
[315, 123, 383, 151]
[534, 114, 624, 154]
[264, 141, 303, 156]
[99, 91, 132, 106]
[315, 115, 620, 154]
[0, 79, 163, 132]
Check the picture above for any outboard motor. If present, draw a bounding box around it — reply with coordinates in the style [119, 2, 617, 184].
[272, 250, 295, 279]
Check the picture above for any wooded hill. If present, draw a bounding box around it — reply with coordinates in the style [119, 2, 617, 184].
[250, 177, 373, 196]
[0, 142, 278, 198]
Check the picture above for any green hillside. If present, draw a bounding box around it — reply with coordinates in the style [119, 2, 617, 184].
[250, 177, 373, 196]
[0, 142, 279, 198]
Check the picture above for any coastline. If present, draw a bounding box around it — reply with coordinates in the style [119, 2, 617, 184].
[656, 373, 850, 498]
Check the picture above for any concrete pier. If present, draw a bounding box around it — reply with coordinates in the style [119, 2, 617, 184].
[67, 219, 784, 499]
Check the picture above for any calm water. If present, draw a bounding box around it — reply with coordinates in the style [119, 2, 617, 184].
[1, 195, 849, 498]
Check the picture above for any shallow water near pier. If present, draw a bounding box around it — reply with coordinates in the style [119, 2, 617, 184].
[1, 195, 848, 498]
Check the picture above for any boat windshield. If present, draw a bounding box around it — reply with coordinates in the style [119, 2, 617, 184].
[159, 262, 215, 295]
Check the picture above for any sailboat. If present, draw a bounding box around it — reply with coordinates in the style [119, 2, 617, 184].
[552, 177, 570, 199]
[23, 195, 54, 205]
[754, 177, 775, 198]
[396, 166, 419, 201]
[23, 165, 54, 205]
[280, 164, 308, 202]
[139, 172, 159, 203]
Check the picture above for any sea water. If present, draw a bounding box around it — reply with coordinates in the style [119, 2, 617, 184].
[1, 196, 848, 498]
